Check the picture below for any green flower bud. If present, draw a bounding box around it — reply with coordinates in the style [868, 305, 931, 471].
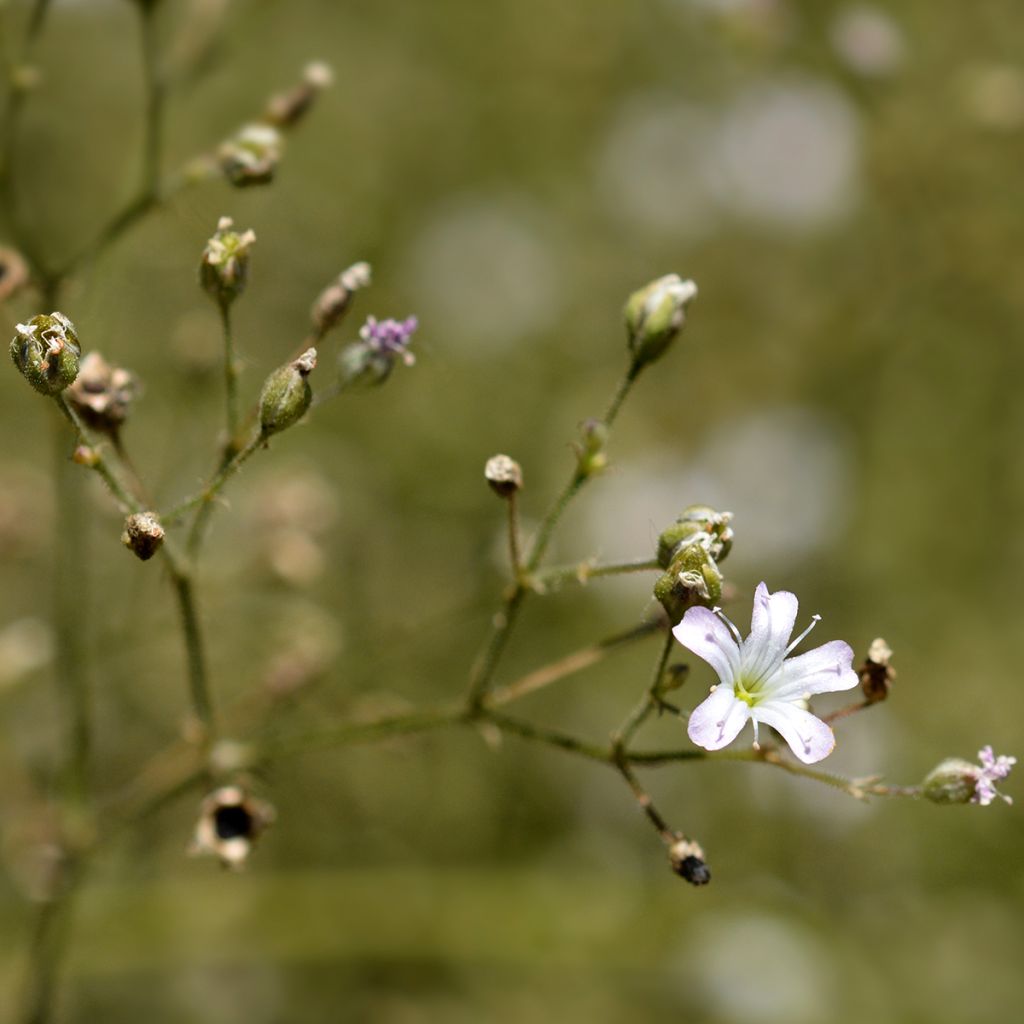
[574, 418, 609, 479]
[624, 274, 697, 369]
[199, 216, 256, 307]
[259, 348, 316, 437]
[654, 541, 722, 619]
[10, 313, 81, 395]
[657, 505, 734, 568]
[121, 511, 165, 562]
[921, 759, 979, 805]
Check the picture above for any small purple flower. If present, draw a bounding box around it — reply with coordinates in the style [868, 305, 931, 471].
[972, 746, 1016, 806]
[359, 315, 418, 366]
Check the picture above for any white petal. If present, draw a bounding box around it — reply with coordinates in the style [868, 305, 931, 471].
[687, 684, 750, 751]
[771, 640, 858, 700]
[673, 606, 740, 683]
[742, 582, 798, 678]
[753, 702, 836, 764]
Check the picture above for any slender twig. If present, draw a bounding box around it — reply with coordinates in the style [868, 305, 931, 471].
[51, 396, 143, 513]
[506, 491, 522, 577]
[218, 300, 241, 448]
[167, 566, 217, 750]
[613, 754, 675, 842]
[486, 618, 664, 707]
[481, 710, 612, 763]
[525, 556, 661, 592]
[182, 431, 263, 557]
[465, 363, 646, 712]
[611, 631, 675, 753]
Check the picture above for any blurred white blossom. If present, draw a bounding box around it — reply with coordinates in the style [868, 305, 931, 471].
[830, 6, 906, 78]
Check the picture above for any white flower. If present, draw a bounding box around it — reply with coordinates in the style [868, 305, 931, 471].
[673, 582, 858, 764]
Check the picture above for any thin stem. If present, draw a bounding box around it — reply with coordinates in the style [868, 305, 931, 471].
[53, 423, 91, 811]
[182, 432, 263, 557]
[465, 584, 526, 713]
[482, 710, 612, 763]
[219, 300, 240, 447]
[137, 0, 165, 200]
[601, 360, 641, 425]
[526, 557, 661, 592]
[611, 631, 675, 753]
[167, 565, 216, 750]
[822, 699, 874, 725]
[52, 396, 143, 514]
[486, 618, 664, 708]
[506, 491, 522, 577]
[18, 852, 85, 1024]
[613, 755, 675, 843]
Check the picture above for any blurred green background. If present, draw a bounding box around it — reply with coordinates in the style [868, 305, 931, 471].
[1, 0, 1022, 1020]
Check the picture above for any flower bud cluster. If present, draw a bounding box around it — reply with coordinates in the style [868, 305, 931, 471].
[654, 505, 733, 618]
[10, 313, 81, 395]
[624, 274, 697, 370]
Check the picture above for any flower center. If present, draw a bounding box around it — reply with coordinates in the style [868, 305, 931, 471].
[733, 673, 767, 706]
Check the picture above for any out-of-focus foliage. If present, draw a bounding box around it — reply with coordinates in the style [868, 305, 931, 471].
[1, 0, 1022, 1020]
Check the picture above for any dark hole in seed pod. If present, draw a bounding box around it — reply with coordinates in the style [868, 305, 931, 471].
[214, 803, 254, 840]
[674, 855, 711, 886]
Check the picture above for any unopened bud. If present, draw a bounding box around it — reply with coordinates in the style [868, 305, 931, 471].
[657, 505, 734, 569]
[10, 313, 81, 395]
[72, 445, 99, 467]
[921, 758, 981, 805]
[0, 246, 30, 303]
[484, 454, 523, 497]
[624, 274, 697, 369]
[199, 216, 256, 307]
[121, 512, 165, 561]
[219, 123, 282, 187]
[264, 61, 333, 128]
[574, 418, 609, 478]
[859, 637, 895, 703]
[190, 785, 275, 870]
[65, 352, 139, 434]
[259, 349, 316, 437]
[668, 836, 710, 886]
[654, 542, 722, 619]
[311, 261, 371, 334]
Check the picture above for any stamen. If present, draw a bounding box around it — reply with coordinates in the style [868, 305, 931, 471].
[712, 606, 742, 644]
[786, 613, 821, 655]
[752, 718, 760, 747]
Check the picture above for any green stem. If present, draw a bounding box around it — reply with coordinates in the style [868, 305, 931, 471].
[506, 491, 522, 577]
[53, 421, 91, 811]
[219, 300, 240, 447]
[526, 556, 661, 591]
[137, 0, 165, 199]
[482, 709, 612, 763]
[486, 618, 663, 707]
[181, 432, 263, 557]
[613, 755, 675, 842]
[18, 852, 86, 1024]
[465, 584, 526, 713]
[167, 565, 216, 750]
[612, 631, 675, 753]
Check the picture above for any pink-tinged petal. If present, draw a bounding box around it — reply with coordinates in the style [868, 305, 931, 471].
[771, 640, 858, 700]
[687, 684, 750, 751]
[753, 703, 836, 764]
[673, 606, 740, 684]
[743, 583, 799, 678]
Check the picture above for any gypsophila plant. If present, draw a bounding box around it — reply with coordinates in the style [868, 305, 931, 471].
[0, 3, 1014, 1021]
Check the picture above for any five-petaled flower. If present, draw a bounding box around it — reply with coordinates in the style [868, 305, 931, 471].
[673, 582, 858, 764]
